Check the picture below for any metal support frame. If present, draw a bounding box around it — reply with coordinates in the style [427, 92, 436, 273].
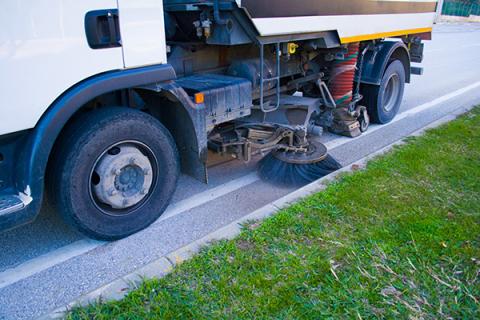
[259, 43, 281, 113]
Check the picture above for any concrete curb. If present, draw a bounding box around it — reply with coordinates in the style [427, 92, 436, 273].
[39, 105, 473, 319]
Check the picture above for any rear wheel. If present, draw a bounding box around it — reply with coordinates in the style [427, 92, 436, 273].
[49, 107, 179, 240]
[362, 60, 406, 124]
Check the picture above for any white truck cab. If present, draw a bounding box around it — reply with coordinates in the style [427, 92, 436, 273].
[0, 0, 168, 136]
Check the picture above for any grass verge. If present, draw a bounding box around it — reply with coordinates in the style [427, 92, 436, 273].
[69, 108, 480, 319]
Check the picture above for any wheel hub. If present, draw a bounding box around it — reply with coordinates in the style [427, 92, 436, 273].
[382, 74, 400, 112]
[92, 145, 153, 210]
[272, 140, 328, 164]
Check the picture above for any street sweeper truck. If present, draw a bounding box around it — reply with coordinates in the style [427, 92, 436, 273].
[0, 0, 437, 239]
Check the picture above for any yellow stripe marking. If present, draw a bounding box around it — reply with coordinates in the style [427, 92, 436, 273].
[340, 27, 432, 43]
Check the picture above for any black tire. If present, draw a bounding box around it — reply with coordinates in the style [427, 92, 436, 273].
[48, 107, 179, 240]
[361, 60, 406, 124]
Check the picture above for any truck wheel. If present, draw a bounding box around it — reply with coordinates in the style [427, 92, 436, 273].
[49, 107, 179, 240]
[362, 60, 406, 124]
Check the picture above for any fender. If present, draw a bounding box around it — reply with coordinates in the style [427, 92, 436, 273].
[10, 64, 176, 230]
[136, 82, 209, 184]
[359, 41, 411, 86]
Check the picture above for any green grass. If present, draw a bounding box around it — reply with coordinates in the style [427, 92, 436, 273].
[69, 108, 480, 319]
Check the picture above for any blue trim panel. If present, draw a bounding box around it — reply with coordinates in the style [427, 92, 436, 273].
[1, 64, 176, 232]
[0, 131, 29, 193]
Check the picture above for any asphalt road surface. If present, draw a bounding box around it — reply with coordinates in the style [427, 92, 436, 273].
[1, 23, 480, 320]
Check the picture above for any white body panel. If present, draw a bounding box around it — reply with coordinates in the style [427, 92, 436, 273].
[0, 0, 169, 136]
[118, 0, 167, 68]
[0, 0, 123, 136]
[252, 12, 436, 40]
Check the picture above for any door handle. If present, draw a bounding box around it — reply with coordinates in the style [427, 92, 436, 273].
[85, 9, 121, 49]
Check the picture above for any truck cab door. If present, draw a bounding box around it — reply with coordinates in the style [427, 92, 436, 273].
[117, 0, 168, 68]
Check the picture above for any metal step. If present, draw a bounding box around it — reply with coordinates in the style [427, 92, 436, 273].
[0, 194, 25, 217]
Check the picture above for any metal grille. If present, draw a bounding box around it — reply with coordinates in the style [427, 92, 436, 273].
[442, 0, 480, 17]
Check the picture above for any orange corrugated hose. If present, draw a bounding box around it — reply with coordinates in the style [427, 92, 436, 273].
[328, 42, 360, 106]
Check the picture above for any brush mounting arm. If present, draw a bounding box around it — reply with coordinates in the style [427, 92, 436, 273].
[208, 122, 312, 162]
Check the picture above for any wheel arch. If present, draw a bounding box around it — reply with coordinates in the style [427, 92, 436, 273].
[359, 40, 411, 86]
[14, 64, 177, 226]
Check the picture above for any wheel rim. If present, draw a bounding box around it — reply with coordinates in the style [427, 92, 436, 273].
[89, 141, 158, 216]
[359, 109, 370, 132]
[382, 73, 400, 113]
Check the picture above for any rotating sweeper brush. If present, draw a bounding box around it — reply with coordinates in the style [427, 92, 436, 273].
[209, 94, 345, 187]
[258, 140, 342, 186]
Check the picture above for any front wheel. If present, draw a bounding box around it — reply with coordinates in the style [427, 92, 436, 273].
[361, 60, 406, 124]
[49, 107, 179, 240]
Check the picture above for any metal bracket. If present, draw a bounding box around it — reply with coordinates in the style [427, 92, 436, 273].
[259, 43, 281, 113]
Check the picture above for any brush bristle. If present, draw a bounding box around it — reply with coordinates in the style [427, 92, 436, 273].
[258, 153, 342, 186]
